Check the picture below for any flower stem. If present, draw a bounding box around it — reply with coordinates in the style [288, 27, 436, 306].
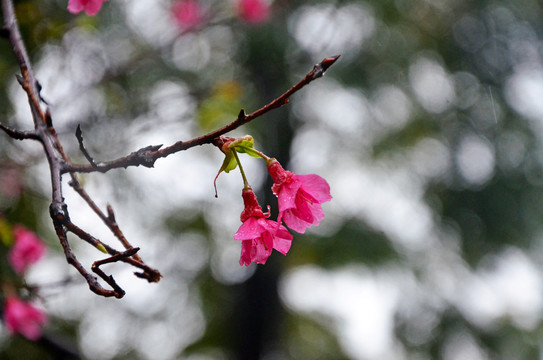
[252, 148, 271, 161]
[232, 149, 250, 189]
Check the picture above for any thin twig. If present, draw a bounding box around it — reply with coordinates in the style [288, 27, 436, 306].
[91, 248, 140, 298]
[75, 125, 98, 168]
[52, 220, 120, 298]
[1, 0, 338, 298]
[63, 56, 340, 174]
[68, 179, 145, 264]
[1, 0, 161, 298]
[0, 123, 39, 140]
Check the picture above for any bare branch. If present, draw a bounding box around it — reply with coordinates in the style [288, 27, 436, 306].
[64, 55, 341, 174]
[75, 125, 98, 168]
[0, 123, 39, 140]
[52, 219, 121, 298]
[68, 178, 147, 266]
[1, 0, 337, 298]
[1, 0, 162, 297]
[91, 248, 141, 298]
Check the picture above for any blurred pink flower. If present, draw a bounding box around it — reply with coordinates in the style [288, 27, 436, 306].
[267, 160, 332, 233]
[67, 0, 107, 15]
[234, 188, 292, 266]
[171, 0, 204, 30]
[4, 296, 47, 340]
[9, 226, 46, 274]
[237, 0, 270, 24]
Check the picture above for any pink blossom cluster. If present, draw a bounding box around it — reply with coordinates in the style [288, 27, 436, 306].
[234, 188, 292, 266]
[171, 0, 270, 30]
[234, 159, 331, 266]
[237, 0, 270, 24]
[67, 0, 271, 26]
[171, 0, 204, 31]
[67, 0, 107, 15]
[9, 226, 46, 274]
[3, 226, 47, 340]
[4, 297, 47, 340]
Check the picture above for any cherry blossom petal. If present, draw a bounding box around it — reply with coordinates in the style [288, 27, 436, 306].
[272, 227, 292, 255]
[294, 194, 316, 223]
[295, 174, 332, 203]
[84, 0, 105, 15]
[307, 201, 325, 224]
[234, 217, 264, 241]
[282, 210, 312, 233]
[9, 226, 46, 274]
[276, 180, 303, 212]
[237, 0, 270, 24]
[172, 0, 203, 30]
[4, 297, 47, 340]
[67, 0, 85, 13]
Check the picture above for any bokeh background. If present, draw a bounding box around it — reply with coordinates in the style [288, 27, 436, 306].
[2, 0, 543, 358]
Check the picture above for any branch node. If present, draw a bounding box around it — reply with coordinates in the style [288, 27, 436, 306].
[0, 123, 39, 140]
[237, 108, 246, 121]
[134, 144, 163, 168]
[49, 202, 70, 223]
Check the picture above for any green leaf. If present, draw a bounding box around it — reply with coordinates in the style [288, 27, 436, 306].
[221, 152, 238, 174]
[228, 135, 263, 159]
[235, 146, 262, 158]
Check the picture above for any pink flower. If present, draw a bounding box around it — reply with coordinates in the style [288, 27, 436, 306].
[234, 188, 292, 266]
[267, 160, 332, 233]
[236, 0, 270, 24]
[67, 0, 107, 15]
[171, 0, 204, 31]
[4, 296, 47, 340]
[9, 226, 46, 274]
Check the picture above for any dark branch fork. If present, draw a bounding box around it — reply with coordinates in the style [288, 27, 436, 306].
[0, 0, 338, 298]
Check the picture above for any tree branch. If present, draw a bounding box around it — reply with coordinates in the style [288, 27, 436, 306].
[63, 56, 340, 174]
[0, 0, 338, 298]
[0, 123, 40, 140]
[1, 0, 161, 298]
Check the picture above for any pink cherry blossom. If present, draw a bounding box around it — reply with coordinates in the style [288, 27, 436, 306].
[267, 160, 332, 233]
[171, 0, 204, 31]
[4, 296, 47, 340]
[67, 0, 107, 16]
[236, 0, 270, 24]
[234, 188, 292, 266]
[9, 226, 46, 274]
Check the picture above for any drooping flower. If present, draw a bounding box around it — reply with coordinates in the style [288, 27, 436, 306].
[267, 159, 332, 233]
[4, 296, 47, 340]
[9, 226, 46, 274]
[67, 0, 107, 16]
[171, 0, 204, 31]
[236, 0, 270, 24]
[234, 188, 292, 266]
